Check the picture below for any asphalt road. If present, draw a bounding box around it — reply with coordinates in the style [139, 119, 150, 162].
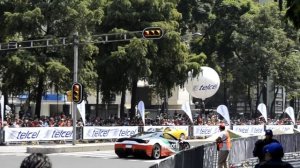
[1, 145, 299, 168]
[0, 150, 163, 168]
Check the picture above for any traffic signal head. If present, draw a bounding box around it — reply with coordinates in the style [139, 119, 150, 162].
[72, 83, 83, 104]
[142, 27, 163, 39]
[66, 90, 72, 102]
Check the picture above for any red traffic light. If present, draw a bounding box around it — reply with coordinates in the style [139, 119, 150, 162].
[142, 27, 163, 39]
[72, 83, 83, 104]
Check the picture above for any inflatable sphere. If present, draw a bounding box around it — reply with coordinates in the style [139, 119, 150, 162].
[185, 66, 220, 100]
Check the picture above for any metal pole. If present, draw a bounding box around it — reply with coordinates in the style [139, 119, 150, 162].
[72, 32, 79, 145]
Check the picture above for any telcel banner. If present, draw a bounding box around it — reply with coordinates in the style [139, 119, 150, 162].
[193, 126, 220, 136]
[4, 127, 73, 142]
[83, 126, 138, 139]
[233, 125, 265, 135]
[193, 126, 229, 136]
[266, 125, 294, 134]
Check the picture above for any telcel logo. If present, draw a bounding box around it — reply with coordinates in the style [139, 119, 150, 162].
[193, 84, 218, 91]
[17, 131, 40, 139]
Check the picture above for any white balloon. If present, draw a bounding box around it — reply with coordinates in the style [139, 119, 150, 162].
[185, 66, 220, 99]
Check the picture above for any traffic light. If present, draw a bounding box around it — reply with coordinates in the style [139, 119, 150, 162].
[66, 90, 72, 102]
[72, 83, 83, 104]
[142, 27, 163, 39]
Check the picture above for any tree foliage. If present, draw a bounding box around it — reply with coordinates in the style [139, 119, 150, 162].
[0, 0, 299, 119]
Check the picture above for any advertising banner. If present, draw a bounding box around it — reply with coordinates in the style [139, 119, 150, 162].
[257, 103, 267, 122]
[83, 126, 138, 139]
[181, 101, 193, 123]
[216, 105, 231, 125]
[143, 125, 189, 135]
[77, 100, 86, 124]
[193, 125, 220, 136]
[1, 95, 4, 125]
[285, 107, 295, 124]
[266, 125, 294, 134]
[137, 101, 145, 125]
[232, 125, 265, 135]
[4, 127, 73, 142]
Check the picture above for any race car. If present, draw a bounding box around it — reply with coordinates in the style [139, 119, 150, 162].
[114, 131, 191, 159]
[163, 127, 188, 140]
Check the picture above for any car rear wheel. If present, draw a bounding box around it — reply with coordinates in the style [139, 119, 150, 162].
[152, 144, 161, 159]
[116, 152, 128, 158]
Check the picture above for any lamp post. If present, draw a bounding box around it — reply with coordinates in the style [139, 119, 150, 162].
[182, 31, 203, 112]
[181, 32, 203, 45]
[221, 61, 228, 107]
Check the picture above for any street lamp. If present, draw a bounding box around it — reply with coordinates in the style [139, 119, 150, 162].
[181, 32, 203, 44]
[221, 62, 227, 107]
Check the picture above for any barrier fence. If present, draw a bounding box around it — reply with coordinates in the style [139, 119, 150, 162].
[0, 125, 300, 168]
[150, 133, 300, 168]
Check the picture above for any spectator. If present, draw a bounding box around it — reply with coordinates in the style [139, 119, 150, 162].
[253, 129, 279, 163]
[20, 153, 52, 168]
[256, 142, 294, 168]
[25, 106, 32, 118]
[216, 123, 231, 168]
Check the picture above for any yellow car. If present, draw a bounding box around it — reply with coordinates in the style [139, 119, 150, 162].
[163, 127, 188, 140]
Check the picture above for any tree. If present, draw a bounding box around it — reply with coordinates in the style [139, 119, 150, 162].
[275, 0, 300, 29]
[0, 0, 104, 117]
[232, 3, 300, 117]
[97, 0, 205, 119]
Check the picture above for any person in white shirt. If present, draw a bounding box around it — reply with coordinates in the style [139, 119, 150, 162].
[215, 123, 231, 168]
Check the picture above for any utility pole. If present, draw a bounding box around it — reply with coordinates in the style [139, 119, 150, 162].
[72, 32, 79, 145]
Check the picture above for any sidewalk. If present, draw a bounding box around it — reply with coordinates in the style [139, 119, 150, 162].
[0, 142, 115, 154]
[0, 145, 29, 153]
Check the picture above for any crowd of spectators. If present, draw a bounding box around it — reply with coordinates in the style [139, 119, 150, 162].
[0, 108, 299, 129]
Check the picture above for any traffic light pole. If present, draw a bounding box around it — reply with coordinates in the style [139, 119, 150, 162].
[0, 27, 164, 146]
[73, 32, 79, 145]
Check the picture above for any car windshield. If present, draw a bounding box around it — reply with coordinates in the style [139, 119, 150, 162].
[162, 133, 177, 140]
[131, 132, 161, 139]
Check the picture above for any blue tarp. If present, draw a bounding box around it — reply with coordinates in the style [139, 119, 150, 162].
[43, 94, 65, 101]
[18, 94, 65, 101]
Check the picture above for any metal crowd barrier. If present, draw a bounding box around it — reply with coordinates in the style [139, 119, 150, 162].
[232, 152, 300, 168]
[149, 133, 300, 168]
[1, 126, 300, 168]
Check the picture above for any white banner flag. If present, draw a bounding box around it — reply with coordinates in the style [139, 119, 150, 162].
[181, 101, 193, 123]
[257, 103, 267, 122]
[137, 101, 145, 125]
[1, 95, 4, 124]
[77, 100, 86, 124]
[285, 106, 295, 124]
[216, 105, 230, 125]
